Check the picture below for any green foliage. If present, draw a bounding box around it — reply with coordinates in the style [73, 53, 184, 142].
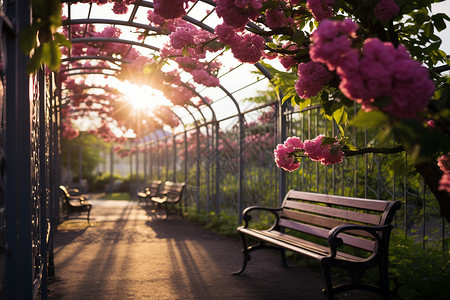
[100, 193, 131, 201]
[19, 0, 71, 73]
[184, 207, 240, 238]
[389, 230, 450, 299]
[62, 133, 107, 185]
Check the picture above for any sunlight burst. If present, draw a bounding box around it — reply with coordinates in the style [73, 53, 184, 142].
[117, 80, 171, 111]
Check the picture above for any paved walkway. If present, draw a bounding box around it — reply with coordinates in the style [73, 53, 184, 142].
[48, 197, 379, 300]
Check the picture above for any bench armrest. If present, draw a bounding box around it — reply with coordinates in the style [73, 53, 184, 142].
[242, 206, 282, 229]
[327, 224, 393, 259]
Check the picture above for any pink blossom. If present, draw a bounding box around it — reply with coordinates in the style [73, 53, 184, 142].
[191, 69, 220, 87]
[439, 173, 450, 193]
[112, 2, 128, 14]
[306, 0, 334, 22]
[374, 0, 400, 22]
[284, 136, 304, 151]
[438, 154, 450, 193]
[147, 10, 166, 26]
[215, 0, 262, 29]
[321, 144, 344, 165]
[295, 61, 332, 99]
[230, 33, 265, 63]
[265, 8, 291, 29]
[309, 19, 358, 70]
[170, 25, 196, 49]
[215, 23, 241, 46]
[427, 120, 436, 128]
[438, 154, 450, 173]
[153, 0, 188, 19]
[274, 144, 300, 172]
[279, 56, 297, 70]
[303, 135, 325, 161]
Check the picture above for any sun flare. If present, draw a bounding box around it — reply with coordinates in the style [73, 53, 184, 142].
[116, 80, 171, 111]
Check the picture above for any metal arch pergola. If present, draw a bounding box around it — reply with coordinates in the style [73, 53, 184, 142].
[60, 0, 288, 217]
[1, 1, 289, 299]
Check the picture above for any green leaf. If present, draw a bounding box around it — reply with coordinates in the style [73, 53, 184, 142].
[19, 25, 37, 55]
[54, 33, 72, 49]
[432, 13, 448, 32]
[182, 46, 190, 57]
[333, 106, 347, 125]
[298, 97, 311, 110]
[321, 137, 337, 146]
[41, 40, 61, 70]
[349, 110, 389, 129]
[292, 31, 305, 44]
[26, 45, 43, 74]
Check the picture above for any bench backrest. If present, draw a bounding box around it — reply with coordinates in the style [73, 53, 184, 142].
[59, 185, 71, 200]
[148, 180, 162, 197]
[161, 181, 185, 203]
[280, 190, 401, 253]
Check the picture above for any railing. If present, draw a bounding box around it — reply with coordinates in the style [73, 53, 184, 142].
[129, 100, 449, 253]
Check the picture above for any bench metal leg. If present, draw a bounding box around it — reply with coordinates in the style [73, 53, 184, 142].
[320, 259, 335, 300]
[232, 232, 251, 275]
[280, 248, 287, 268]
[87, 207, 91, 226]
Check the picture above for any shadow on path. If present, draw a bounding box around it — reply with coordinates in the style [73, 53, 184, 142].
[48, 200, 379, 300]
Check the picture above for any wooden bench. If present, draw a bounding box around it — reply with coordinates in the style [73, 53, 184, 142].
[59, 185, 92, 225]
[233, 190, 401, 299]
[137, 180, 162, 206]
[150, 181, 185, 219]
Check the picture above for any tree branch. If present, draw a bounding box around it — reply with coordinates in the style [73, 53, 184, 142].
[343, 145, 405, 156]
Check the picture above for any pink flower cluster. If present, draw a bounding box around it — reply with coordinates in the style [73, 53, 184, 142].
[72, 0, 134, 14]
[274, 137, 304, 171]
[161, 23, 222, 87]
[265, 8, 292, 29]
[374, 0, 400, 22]
[295, 61, 332, 99]
[438, 154, 450, 193]
[274, 135, 344, 171]
[309, 19, 358, 71]
[303, 135, 344, 165]
[310, 19, 435, 118]
[215, 23, 265, 63]
[215, 0, 263, 29]
[306, 0, 335, 22]
[153, 0, 191, 19]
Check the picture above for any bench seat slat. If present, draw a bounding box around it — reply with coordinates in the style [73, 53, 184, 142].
[238, 227, 365, 262]
[281, 209, 375, 239]
[287, 190, 389, 211]
[279, 218, 377, 252]
[283, 200, 381, 225]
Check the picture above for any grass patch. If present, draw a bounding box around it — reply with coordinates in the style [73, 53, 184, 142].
[100, 192, 131, 200]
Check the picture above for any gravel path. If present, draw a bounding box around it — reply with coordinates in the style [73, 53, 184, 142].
[48, 198, 379, 300]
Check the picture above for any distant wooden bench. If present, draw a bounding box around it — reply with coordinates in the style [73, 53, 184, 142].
[137, 180, 162, 205]
[150, 181, 185, 219]
[59, 185, 92, 225]
[233, 190, 401, 299]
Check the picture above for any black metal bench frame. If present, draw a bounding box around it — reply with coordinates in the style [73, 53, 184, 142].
[59, 185, 92, 225]
[150, 181, 185, 219]
[233, 190, 401, 299]
[137, 180, 162, 206]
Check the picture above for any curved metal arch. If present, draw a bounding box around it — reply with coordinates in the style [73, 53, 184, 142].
[61, 55, 132, 65]
[70, 37, 161, 52]
[60, 0, 285, 218]
[62, 18, 162, 35]
[59, 66, 121, 73]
